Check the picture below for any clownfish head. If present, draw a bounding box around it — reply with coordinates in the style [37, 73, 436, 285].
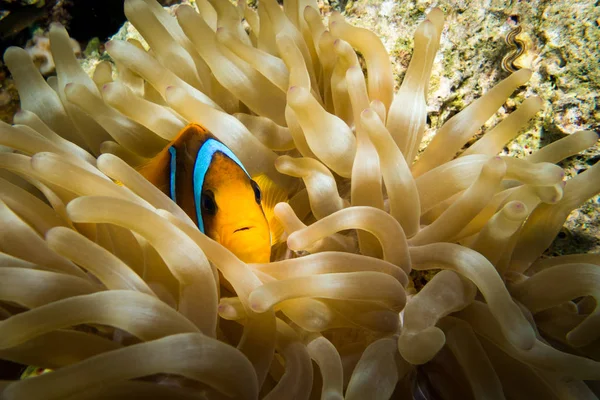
[138, 123, 284, 264]
[199, 151, 271, 263]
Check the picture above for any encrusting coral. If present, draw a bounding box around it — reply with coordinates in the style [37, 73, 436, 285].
[0, 0, 599, 398]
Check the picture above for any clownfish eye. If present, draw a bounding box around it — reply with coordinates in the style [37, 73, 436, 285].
[201, 190, 217, 215]
[250, 180, 261, 205]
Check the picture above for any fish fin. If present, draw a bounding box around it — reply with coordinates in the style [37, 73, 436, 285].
[254, 173, 288, 245]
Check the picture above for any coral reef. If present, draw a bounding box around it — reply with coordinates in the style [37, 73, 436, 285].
[338, 0, 600, 254]
[0, 65, 18, 124]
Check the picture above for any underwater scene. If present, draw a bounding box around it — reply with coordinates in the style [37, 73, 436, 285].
[0, 0, 599, 398]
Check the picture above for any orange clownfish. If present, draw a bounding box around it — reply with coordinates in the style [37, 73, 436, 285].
[138, 123, 285, 263]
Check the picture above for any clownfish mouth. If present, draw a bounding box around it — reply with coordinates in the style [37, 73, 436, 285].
[233, 226, 253, 233]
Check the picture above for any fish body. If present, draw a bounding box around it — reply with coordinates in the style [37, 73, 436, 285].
[139, 123, 283, 264]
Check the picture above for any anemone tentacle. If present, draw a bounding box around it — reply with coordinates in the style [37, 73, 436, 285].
[0, 1, 598, 399]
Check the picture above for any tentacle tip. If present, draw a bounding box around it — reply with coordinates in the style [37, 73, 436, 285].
[249, 302, 266, 313]
[3, 46, 20, 61]
[174, 4, 185, 16]
[286, 86, 306, 107]
[286, 238, 300, 252]
[361, 108, 374, 118]
[273, 156, 285, 169]
[565, 329, 592, 348]
[516, 68, 533, 81]
[49, 22, 65, 31]
[530, 95, 544, 106]
[273, 202, 289, 214]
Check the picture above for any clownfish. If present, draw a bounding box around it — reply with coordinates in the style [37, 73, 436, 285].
[138, 123, 286, 263]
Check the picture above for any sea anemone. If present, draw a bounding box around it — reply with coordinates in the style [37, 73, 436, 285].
[0, 0, 599, 399]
